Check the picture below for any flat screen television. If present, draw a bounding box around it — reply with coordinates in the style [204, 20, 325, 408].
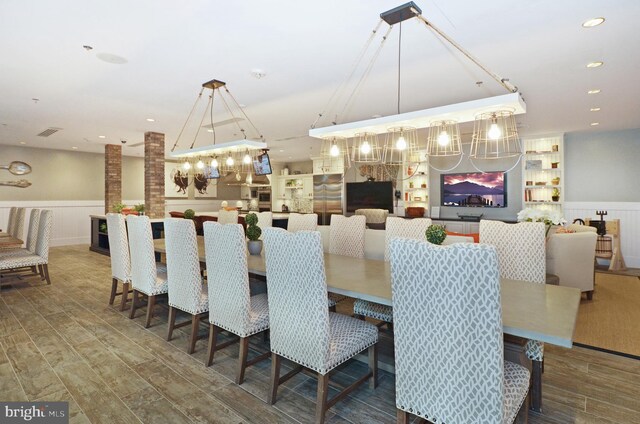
[441, 171, 506, 208]
[253, 152, 272, 176]
[346, 181, 394, 213]
[204, 165, 220, 179]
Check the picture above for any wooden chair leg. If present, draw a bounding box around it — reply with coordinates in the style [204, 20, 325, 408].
[396, 409, 410, 424]
[38, 264, 45, 280]
[329, 305, 336, 312]
[187, 314, 199, 354]
[129, 290, 139, 319]
[530, 359, 543, 412]
[236, 337, 249, 385]
[42, 264, 51, 285]
[369, 343, 378, 389]
[167, 306, 176, 341]
[586, 290, 594, 300]
[315, 373, 330, 424]
[268, 353, 281, 405]
[145, 295, 156, 328]
[205, 324, 217, 366]
[109, 278, 118, 305]
[120, 282, 129, 311]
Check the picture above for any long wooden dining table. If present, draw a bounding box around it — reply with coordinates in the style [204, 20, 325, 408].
[0, 236, 23, 250]
[154, 237, 581, 349]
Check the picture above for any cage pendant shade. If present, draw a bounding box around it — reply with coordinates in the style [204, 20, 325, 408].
[382, 127, 421, 164]
[320, 136, 351, 172]
[426, 120, 462, 157]
[351, 132, 381, 163]
[470, 111, 522, 159]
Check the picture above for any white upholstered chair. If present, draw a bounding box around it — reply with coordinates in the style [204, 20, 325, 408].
[203, 222, 269, 384]
[0, 209, 40, 259]
[218, 209, 239, 225]
[546, 230, 598, 299]
[9, 207, 25, 241]
[106, 213, 132, 311]
[5, 207, 16, 234]
[263, 228, 378, 423]
[353, 217, 432, 323]
[480, 219, 546, 412]
[126, 215, 169, 328]
[286, 213, 317, 232]
[329, 215, 366, 258]
[256, 211, 273, 239]
[164, 218, 209, 354]
[354, 208, 389, 227]
[390, 239, 530, 423]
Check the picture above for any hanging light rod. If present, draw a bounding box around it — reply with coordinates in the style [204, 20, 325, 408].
[171, 139, 267, 158]
[309, 92, 525, 139]
[380, 2, 421, 25]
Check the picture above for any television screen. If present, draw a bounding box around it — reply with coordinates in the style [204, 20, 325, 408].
[204, 165, 220, 179]
[441, 171, 506, 207]
[253, 152, 272, 176]
[346, 181, 394, 213]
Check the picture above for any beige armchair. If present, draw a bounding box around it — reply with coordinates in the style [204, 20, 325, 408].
[546, 229, 598, 299]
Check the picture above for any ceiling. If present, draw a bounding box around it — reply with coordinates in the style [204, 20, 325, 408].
[1, 0, 638, 163]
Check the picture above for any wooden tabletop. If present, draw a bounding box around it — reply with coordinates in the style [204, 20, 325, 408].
[154, 237, 581, 348]
[0, 236, 23, 250]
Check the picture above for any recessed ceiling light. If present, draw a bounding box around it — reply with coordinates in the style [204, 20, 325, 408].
[582, 17, 605, 28]
[98, 135, 106, 139]
[590, 122, 600, 126]
[19, 141, 26, 145]
[207, 129, 213, 133]
[586, 61, 603, 68]
[587, 89, 601, 94]
[279, 149, 284, 153]
[590, 107, 601, 112]
[72, 146, 78, 149]
[146, 118, 155, 122]
[96, 53, 128, 65]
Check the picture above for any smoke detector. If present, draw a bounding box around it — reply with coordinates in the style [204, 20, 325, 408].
[251, 69, 266, 79]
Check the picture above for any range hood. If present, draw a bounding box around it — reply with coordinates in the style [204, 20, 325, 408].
[220, 171, 271, 186]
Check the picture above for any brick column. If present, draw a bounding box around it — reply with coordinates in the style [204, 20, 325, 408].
[105, 144, 122, 214]
[144, 132, 165, 218]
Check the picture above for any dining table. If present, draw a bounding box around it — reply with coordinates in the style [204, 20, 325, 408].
[154, 236, 581, 350]
[0, 236, 23, 250]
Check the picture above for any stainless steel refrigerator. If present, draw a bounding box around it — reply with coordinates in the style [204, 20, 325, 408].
[313, 174, 343, 225]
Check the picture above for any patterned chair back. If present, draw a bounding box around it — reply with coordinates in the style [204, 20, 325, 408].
[164, 218, 204, 314]
[390, 239, 505, 423]
[6, 207, 16, 235]
[256, 212, 273, 240]
[106, 213, 131, 282]
[384, 217, 432, 261]
[479, 220, 546, 284]
[204, 222, 253, 335]
[263, 228, 330, 372]
[34, 210, 53, 261]
[287, 213, 318, 232]
[126, 215, 160, 294]
[10, 207, 25, 240]
[25, 209, 41, 253]
[355, 208, 389, 224]
[329, 215, 366, 258]
[218, 209, 239, 225]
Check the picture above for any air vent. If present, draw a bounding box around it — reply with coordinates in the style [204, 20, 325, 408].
[37, 127, 62, 137]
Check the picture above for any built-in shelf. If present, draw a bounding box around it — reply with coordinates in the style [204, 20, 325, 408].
[524, 185, 562, 189]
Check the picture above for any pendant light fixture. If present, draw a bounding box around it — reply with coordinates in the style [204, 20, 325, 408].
[351, 132, 381, 163]
[382, 127, 420, 165]
[425, 120, 463, 171]
[319, 136, 351, 173]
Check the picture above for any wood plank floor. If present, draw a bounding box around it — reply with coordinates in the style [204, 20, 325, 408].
[0, 245, 638, 423]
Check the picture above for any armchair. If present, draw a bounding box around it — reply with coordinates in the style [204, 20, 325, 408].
[546, 230, 598, 299]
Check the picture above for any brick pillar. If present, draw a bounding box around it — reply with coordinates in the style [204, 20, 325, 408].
[144, 132, 165, 218]
[105, 144, 122, 214]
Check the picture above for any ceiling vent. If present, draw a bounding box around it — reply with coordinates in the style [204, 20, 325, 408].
[37, 127, 62, 137]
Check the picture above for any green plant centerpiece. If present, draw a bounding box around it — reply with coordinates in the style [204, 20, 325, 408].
[245, 213, 263, 255]
[134, 204, 145, 215]
[425, 224, 447, 245]
[112, 202, 126, 213]
[183, 208, 196, 220]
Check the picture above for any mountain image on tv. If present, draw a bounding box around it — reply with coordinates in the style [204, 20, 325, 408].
[442, 172, 506, 208]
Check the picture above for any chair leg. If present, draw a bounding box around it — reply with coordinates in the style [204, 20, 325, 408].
[329, 305, 337, 312]
[268, 353, 281, 405]
[167, 306, 176, 341]
[120, 282, 129, 311]
[530, 359, 543, 413]
[396, 409, 410, 424]
[586, 290, 593, 300]
[129, 290, 139, 319]
[42, 264, 51, 285]
[236, 337, 249, 385]
[145, 295, 156, 328]
[38, 264, 45, 280]
[205, 324, 217, 367]
[187, 314, 199, 354]
[315, 373, 330, 424]
[109, 278, 118, 305]
[368, 343, 378, 389]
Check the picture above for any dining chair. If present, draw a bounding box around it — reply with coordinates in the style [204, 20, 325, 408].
[327, 214, 366, 309]
[390, 239, 530, 423]
[354, 208, 389, 228]
[354, 217, 431, 324]
[9, 207, 26, 241]
[480, 219, 546, 412]
[286, 213, 317, 232]
[263, 227, 378, 424]
[203, 221, 269, 384]
[106, 213, 132, 311]
[218, 209, 239, 225]
[0, 209, 53, 284]
[164, 218, 209, 354]
[5, 207, 16, 235]
[126, 215, 169, 328]
[0, 209, 40, 259]
[256, 211, 273, 239]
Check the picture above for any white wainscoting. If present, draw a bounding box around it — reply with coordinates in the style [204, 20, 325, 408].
[564, 202, 640, 268]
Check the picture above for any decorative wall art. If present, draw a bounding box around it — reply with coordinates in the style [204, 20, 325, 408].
[0, 160, 32, 188]
[193, 172, 217, 198]
[165, 162, 189, 198]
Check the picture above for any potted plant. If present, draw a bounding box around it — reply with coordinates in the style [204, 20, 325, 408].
[183, 208, 196, 220]
[112, 202, 126, 213]
[551, 177, 560, 186]
[551, 188, 560, 202]
[245, 213, 263, 255]
[425, 224, 447, 245]
[134, 204, 145, 216]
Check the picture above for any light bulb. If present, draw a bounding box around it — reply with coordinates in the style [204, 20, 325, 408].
[196, 160, 204, 169]
[330, 143, 340, 157]
[182, 161, 191, 170]
[226, 155, 234, 166]
[488, 122, 501, 140]
[243, 153, 252, 164]
[210, 158, 218, 168]
[360, 141, 371, 155]
[396, 135, 407, 150]
[437, 130, 450, 146]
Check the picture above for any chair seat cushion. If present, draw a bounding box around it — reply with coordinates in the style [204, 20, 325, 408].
[246, 293, 270, 336]
[135, 269, 169, 296]
[169, 281, 209, 315]
[322, 312, 378, 374]
[353, 299, 393, 323]
[525, 340, 544, 361]
[0, 253, 46, 270]
[503, 360, 531, 424]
